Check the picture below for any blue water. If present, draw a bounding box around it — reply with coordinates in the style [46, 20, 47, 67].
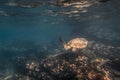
[0, 8, 71, 44]
[0, 0, 120, 79]
[0, 0, 120, 44]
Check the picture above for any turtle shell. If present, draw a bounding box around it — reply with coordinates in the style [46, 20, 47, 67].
[65, 38, 88, 51]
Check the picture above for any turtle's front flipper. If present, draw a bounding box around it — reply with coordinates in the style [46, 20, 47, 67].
[59, 36, 69, 50]
[59, 36, 67, 47]
[59, 36, 64, 44]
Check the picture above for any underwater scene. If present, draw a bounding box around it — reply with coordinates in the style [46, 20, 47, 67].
[0, 0, 120, 80]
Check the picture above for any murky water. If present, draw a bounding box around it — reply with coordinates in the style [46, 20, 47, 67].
[0, 0, 120, 80]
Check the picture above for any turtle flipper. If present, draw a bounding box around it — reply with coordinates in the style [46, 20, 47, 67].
[59, 36, 69, 50]
[59, 36, 65, 44]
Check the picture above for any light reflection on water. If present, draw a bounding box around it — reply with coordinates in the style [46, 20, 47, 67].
[0, 0, 119, 44]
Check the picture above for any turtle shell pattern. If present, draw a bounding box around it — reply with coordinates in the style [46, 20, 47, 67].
[65, 38, 88, 51]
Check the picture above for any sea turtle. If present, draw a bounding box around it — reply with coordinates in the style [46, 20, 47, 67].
[59, 37, 88, 52]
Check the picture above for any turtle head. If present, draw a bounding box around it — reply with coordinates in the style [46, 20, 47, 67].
[63, 43, 71, 50]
